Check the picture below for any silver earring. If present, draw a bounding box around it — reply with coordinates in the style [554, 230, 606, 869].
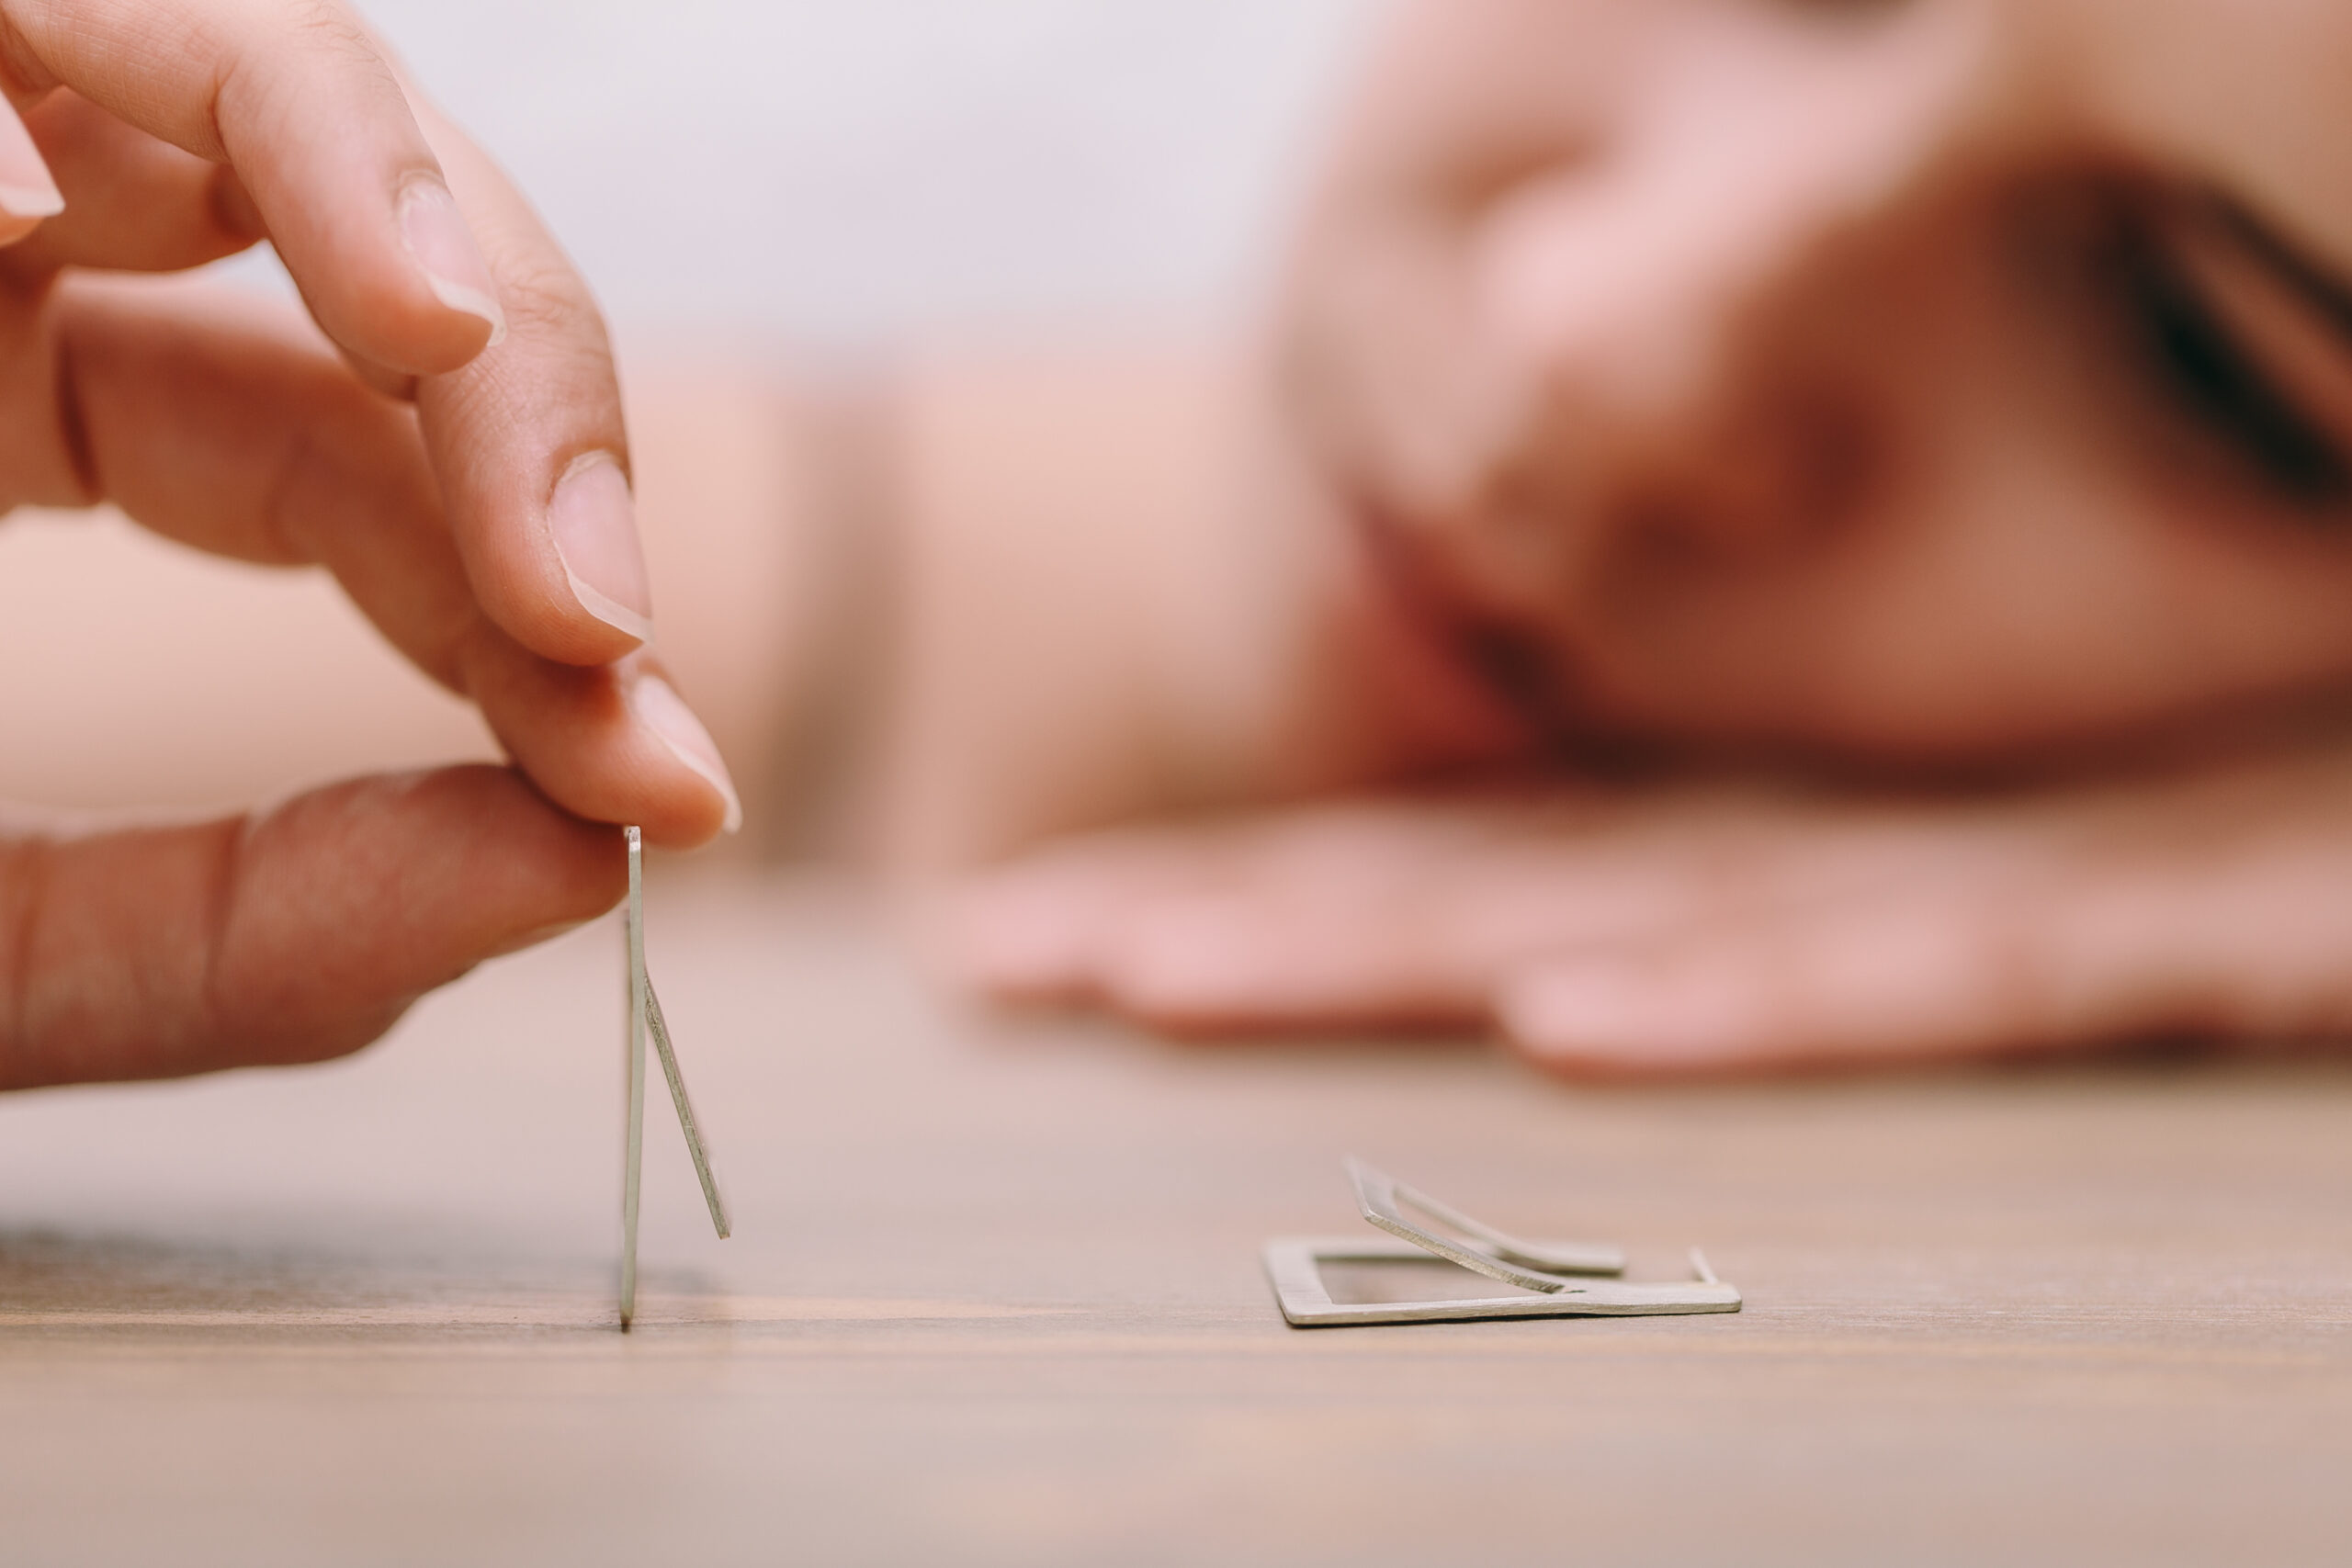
[1264, 1158, 1739, 1327]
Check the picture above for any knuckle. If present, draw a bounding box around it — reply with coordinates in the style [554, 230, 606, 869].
[259, 0, 380, 65]
[498, 257, 597, 328]
[0, 14, 53, 98]
[493, 258, 610, 356]
[211, 0, 399, 152]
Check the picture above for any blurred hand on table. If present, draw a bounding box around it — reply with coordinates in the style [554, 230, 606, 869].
[956, 747, 2352, 1076]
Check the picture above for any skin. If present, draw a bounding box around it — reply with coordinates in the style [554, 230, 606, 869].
[946, 0, 2352, 1075]
[1277, 0, 2352, 769]
[15, 0, 2352, 1085]
[0, 0, 739, 1089]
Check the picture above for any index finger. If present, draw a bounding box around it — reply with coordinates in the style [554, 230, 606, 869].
[407, 99, 656, 664]
[0, 0, 503, 372]
[5, 0, 657, 663]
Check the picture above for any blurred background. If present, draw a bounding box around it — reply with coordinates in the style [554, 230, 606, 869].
[0, 0, 1382, 817]
[360, 0, 1378, 345]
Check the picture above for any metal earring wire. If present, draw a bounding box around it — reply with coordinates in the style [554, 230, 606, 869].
[619, 826, 731, 1331]
[1265, 1160, 1741, 1327]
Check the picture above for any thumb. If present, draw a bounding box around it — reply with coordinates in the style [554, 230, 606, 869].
[0, 766, 624, 1091]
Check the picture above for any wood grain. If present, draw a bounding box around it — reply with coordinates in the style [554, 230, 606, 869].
[2, 878, 2347, 1566]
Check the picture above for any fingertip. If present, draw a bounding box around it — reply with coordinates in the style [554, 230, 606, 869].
[548, 453, 655, 648]
[288, 173, 505, 378]
[382, 764, 629, 931]
[628, 671, 741, 841]
[206, 766, 629, 1070]
[397, 175, 506, 350]
[0, 103, 65, 237]
[461, 649, 737, 849]
[463, 453, 652, 671]
[492, 773, 632, 918]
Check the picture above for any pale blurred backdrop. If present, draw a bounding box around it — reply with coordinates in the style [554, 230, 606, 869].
[368, 0, 1378, 344]
[0, 0, 1380, 815]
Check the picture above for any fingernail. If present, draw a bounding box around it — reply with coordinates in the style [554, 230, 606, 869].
[631, 671, 742, 835]
[0, 113, 63, 222]
[548, 454, 653, 642]
[398, 175, 506, 346]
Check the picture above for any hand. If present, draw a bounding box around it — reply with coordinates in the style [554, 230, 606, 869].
[0, 0, 739, 1089]
[949, 750, 2352, 1076]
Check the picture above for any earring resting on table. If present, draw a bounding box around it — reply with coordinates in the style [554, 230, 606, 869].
[1265, 1158, 1740, 1326]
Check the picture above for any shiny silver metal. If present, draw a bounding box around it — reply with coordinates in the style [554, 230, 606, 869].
[646, 974, 730, 1240]
[618, 826, 733, 1332]
[1264, 1160, 1741, 1327]
[620, 827, 648, 1329]
[1264, 1236, 1741, 1326]
[1348, 1156, 1623, 1286]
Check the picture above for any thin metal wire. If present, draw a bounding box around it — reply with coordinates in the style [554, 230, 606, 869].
[619, 827, 648, 1329]
[646, 972, 731, 1239]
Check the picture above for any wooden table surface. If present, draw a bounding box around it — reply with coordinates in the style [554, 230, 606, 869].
[3, 876, 2348, 1566]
